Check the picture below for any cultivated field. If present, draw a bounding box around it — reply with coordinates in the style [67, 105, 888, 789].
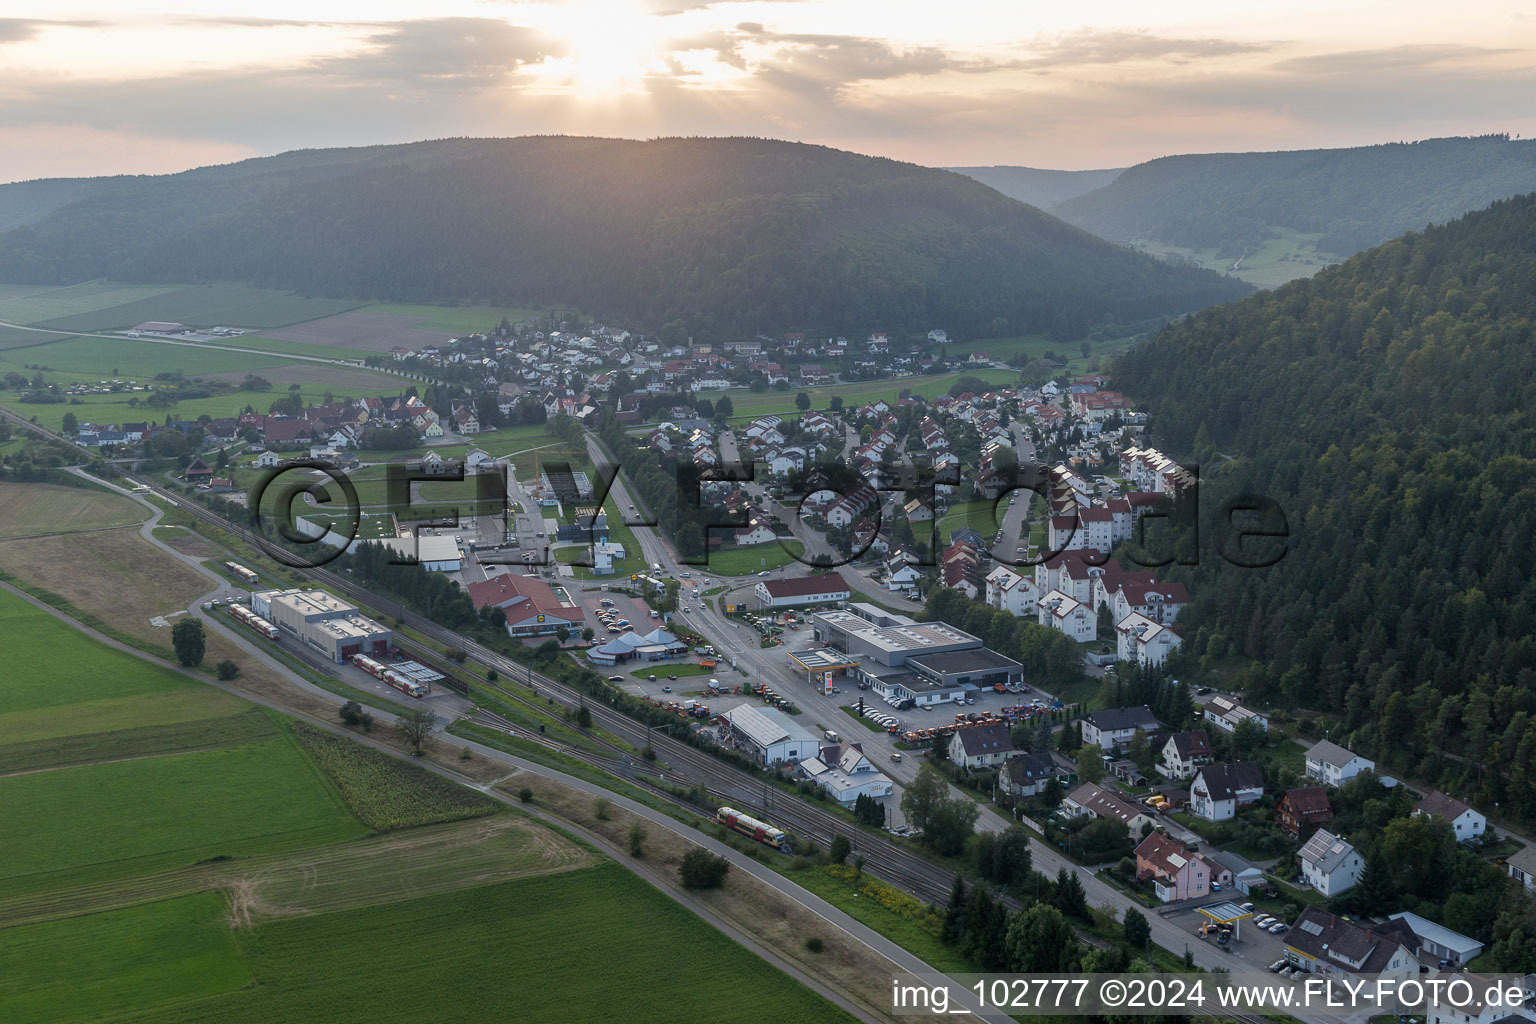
[21, 282, 364, 333]
[0, 733, 368, 897]
[0, 334, 291, 380]
[0, 480, 144, 539]
[196, 362, 405, 392]
[0, 282, 187, 326]
[291, 723, 498, 831]
[261, 310, 465, 353]
[114, 863, 860, 1024]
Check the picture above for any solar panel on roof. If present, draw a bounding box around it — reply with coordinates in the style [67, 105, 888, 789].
[1300, 920, 1324, 936]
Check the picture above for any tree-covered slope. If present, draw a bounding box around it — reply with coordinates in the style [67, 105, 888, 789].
[1056, 135, 1536, 261]
[1115, 193, 1536, 814]
[945, 165, 1124, 210]
[0, 136, 1247, 339]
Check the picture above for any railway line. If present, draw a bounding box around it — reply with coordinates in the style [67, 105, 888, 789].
[124, 471, 963, 905]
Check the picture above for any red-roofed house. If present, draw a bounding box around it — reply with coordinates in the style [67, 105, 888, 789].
[1135, 832, 1231, 902]
[754, 573, 850, 609]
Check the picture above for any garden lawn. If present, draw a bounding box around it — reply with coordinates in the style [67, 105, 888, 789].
[126, 862, 860, 1024]
[0, 731, 367, 897]
[0, 892, 250, 1024]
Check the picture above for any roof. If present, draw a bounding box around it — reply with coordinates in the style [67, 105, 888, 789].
[1287, 907, 1408, 974]
[1084, 706, 1163, 733]
[1298, 828, 1357, 873]
[1167, 730, 1213, 759]
[465, 573, 578, 621]
[1193, 762, 1264, 800]
[1306, 739, 1365, 769]
[725, 705, 819, 750]
[759, 573, 850, 599]
[1003, 753, 1059, 785]
[908, 647, 1020, 675]
[1414, 792, 1475, 821]
[1135, 831, 1197, 877]
[1282, 786, 1333, 816]
[952, 723, 1014, 758]
[1506, 844, 1536, 875]
[1388, 911, 1484, 957]
[1065, 782, 1147, 826]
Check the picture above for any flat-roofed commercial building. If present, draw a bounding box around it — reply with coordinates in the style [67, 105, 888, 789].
[811, 608, 1022, 706]
[252, 588, 393, 663]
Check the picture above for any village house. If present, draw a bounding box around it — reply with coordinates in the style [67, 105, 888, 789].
[997, 752, 1068, 799]
[948, 722, 1015, 769]
[1080, 706, 1163, 751]
[1189, 762, 1265, 822]
[1202, 694, 1269, 733]
[1411, 792, 1487, 843]
[1305, 740, 1376, 786]
[1298, 829, 1364, 896]
[1158, 730, 1213, 781]
[1276, 786, 1333, 840]
[1135, 832, 1231, 902]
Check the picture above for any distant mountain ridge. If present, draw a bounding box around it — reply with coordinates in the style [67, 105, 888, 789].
[1051, 135, 1536, 261]
[943, 165, 1124, 210]
[0, 136, 1247, 340]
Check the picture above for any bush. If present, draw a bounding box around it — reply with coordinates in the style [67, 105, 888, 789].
[805, 937, 824, 953]
[519, 787, 534, 803]
[829, 833, 851, 865]
[628, 823, 647, 857]
[215, 659, 240, 680]
[679, 848, 730, 889]
[595, 797, 612, 820]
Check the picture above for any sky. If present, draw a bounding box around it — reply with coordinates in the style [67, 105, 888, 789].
[1, 1, 1534, 182]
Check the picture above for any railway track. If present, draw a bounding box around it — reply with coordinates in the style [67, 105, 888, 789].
[125, 473, 961, 905]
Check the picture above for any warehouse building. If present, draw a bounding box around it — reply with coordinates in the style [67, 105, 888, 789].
[810, 606, 1022, 706]
[723, 705, 821, 765]
[252, 588, 392, 663]
[376, 533, 463, 572]
[754, 573, 851, 609]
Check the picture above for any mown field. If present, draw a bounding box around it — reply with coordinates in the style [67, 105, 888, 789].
[111, 863, 859, 1024]
[0, 333, 291, 380]
[696, 539, 805, 575]
[0, 479, 144, 539]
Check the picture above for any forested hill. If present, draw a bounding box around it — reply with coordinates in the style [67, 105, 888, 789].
[1055, 135, 1536, 261]
[945, 165, 1124, 209]
[1115, 193, 1536, 815]
[0, 136, 1248, 340]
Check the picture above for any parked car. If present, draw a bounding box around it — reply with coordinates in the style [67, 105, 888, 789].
[607, 675, 624, 682]
[1269, 960, 1286, 973]
[1269, 923, 1287, 934]
[662, 686, 672, 693]
[1241, 902, 1256, 913]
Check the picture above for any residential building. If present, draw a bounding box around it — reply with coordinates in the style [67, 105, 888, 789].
[799, 742, 894, 807]
[1276, 787, 1333, 840]
[1080, 706, 1164, 751]
[984, 565, 1039, 616]
[1189, 763, 1265, 822]
[1305, 740, 1376, 786]
[1158, 730, 1214, 781]
[1285, 907, 1416, 976]
[997, 753, 1067, 799]
[1298, 829, 1364, 897]
[1135, 832, 1231, 903]
[1203, 694, 1269, 733]
[1507, 846, 1536, 892]
[1412, 792, 1487, 843]
[1114, 611, 1181, 667]
[1061, 782, 1155, 835]
[948, 723, 1014, 769]
[1038, 588, 1096, 641]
